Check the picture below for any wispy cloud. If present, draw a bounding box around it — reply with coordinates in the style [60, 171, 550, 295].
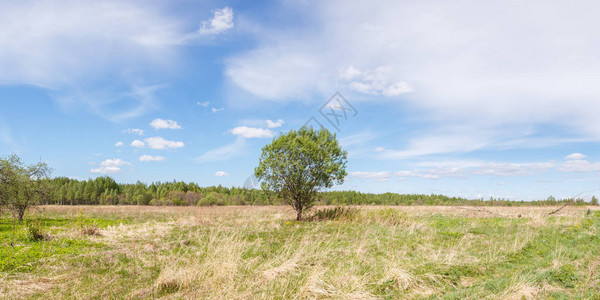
[0, 2, 234, 121]
[125, 128, 144, 136]
[225, 0, 600, 153]
[197, 138, 246, 162]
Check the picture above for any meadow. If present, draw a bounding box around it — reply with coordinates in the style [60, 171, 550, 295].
[1, 205, 599, 299]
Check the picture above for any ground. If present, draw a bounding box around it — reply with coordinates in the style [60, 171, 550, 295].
[1, 205, 599, 299]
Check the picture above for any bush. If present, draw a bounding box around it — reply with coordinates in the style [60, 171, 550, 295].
[81, 226, 102, 236]
[306, 206, 359, 221]
[26, 219, 49, 241]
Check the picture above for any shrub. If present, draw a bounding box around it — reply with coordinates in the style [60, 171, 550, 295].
[306, 206, 359, 221]
[81, 226, 102, 236]
[26, 219, 49, 241]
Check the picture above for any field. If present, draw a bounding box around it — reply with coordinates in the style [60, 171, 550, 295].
[1, 205, 599, 299]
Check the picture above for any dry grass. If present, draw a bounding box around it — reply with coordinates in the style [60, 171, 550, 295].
[1, 205, 598, 299]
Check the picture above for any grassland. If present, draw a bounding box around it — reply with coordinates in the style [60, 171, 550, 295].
[1, 205, 599, 299]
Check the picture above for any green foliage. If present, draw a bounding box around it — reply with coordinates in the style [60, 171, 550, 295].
[45, 176, 598, 207]
[25, 219, 48, 241]
[0, 217, 109, 272]
[255, 127, 348, 220]
[545, 264, 579, 288]
[0, 154, 51, 221]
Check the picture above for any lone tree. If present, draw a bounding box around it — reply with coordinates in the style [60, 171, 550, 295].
[255, 127, 347, 221]
[0, 154, 51, 221]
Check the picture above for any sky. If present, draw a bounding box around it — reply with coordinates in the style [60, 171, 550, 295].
[1, 0, 600, 201]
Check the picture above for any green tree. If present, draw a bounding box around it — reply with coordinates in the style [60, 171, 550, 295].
[0, 154, 51, 221]
[255, 127, 347, 221]
[591, 196, 598, 206]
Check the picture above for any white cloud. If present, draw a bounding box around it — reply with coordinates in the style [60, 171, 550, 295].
[558, 160, 600, 173]
[131, 137, 184, 150]
[197, 101, 210, 107]
[211, 107, 224, 113]
[150, 118, 181, 130]
[352, 160, 555, 181]
[266, 119, 285, 128]
[565, 153, 586, 160]
[378, 129, 494, 159]
[90, 158, 130, 174]
[349, 171, 390, 181]
[375, 147, 384, 152]
[342, 66, 413, 97]
[231, 126, 275, 139]
[139, 155, 165, 162]
[115, 141, 123, 147]
[198, 7, 234, 35]
[125, 128, 144, 136]
[225, 0, 600, 153]
[215, 171, 229, 177]
[144, 136, 184, 150]
[0, 1, 197, 120]
[131, 140, 145, 148]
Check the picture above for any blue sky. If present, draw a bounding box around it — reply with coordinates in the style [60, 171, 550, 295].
[1, 0, 600, 200]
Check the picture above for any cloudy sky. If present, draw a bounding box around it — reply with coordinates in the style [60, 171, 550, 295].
[1, 0, 600, 200]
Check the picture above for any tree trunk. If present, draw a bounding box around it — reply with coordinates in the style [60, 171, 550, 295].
[18, 208, 25, 221]
[296, 209, 302, 221]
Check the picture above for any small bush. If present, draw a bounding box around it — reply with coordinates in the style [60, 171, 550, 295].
[81, 226, 102, 236]
[306, 206, 359, 221]
[26, 220, 49, 241]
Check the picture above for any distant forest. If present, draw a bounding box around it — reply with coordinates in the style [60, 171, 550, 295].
[43, 177, 598, 207]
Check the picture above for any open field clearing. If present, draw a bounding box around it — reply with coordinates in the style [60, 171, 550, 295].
[2, 205, 600, 299]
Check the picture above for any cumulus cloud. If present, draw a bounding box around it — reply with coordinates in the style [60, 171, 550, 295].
[565, 153, 586, 160]
[139, 155, 165, 162]
[215, 171, 229, 176]
[231, 126, 275, 139]
[90, 158, 131, 174]
[115, 141, 123, 147]
[266, 119, 285, 128]
[144, 136, 184, 150]
[150, 118, 181, 130]
[131, 140, 145, 148]
[211, 107, 224, 113]
[125, 128, 144, 136]
[197, 101, 210, 107]
[198, 7, 234, 34]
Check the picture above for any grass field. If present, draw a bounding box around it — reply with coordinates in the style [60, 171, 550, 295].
[1, 205, 599, 299]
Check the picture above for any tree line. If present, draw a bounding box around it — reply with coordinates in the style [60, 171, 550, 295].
[43, 176, 598, 207]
